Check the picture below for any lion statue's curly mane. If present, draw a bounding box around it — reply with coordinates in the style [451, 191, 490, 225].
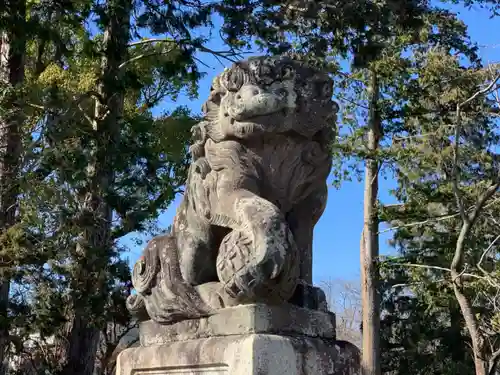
[127, 56, 338, 324]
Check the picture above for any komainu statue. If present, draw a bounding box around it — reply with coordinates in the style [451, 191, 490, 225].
[127, 56, 338, 324]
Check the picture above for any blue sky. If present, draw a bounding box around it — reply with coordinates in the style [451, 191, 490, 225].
[119, 3, 500, 287]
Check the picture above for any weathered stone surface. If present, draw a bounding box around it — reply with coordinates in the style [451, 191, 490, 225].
[116, 334, 359, 375]
[139, 303, 336, 346]
[126, 56, 339, 325]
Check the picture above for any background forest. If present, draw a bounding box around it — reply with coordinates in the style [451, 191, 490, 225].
[0, 0, 499, 374]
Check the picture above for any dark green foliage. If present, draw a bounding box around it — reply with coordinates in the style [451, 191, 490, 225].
[377, 48, 500, 374]
[380, 275, 475, 374]
[216, 0, 444, 67]
[443, 0, 500, 16]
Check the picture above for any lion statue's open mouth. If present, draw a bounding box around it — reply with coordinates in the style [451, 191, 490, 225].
[127, 55, 339, 324]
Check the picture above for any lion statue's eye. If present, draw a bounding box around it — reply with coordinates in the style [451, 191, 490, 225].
[248, 59, 274, 85]
[280, 65, 295, 80]
[220, 67, 246, 92]
[321, 82, 333, 98]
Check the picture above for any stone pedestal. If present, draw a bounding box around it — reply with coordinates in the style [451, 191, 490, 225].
[116, 304, 359, 375]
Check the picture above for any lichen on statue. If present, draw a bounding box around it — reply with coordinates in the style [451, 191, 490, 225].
[126, 55, 338, 324]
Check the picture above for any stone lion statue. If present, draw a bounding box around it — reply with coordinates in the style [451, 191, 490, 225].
[127, 56, 338, 324]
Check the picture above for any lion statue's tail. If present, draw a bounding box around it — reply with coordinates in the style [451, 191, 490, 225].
[126, 234, 214, 324]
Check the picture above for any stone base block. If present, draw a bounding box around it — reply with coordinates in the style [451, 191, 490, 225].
[116, 334, 359, 375]
[139, 303, 336, 346]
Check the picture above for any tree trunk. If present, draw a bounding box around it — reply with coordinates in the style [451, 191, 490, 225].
[60, 315, 102, 375]
[452, 282, 487, 375]
[0, 1, 26, 372]
[60, 0, 131, 374]
[360, 70, 381, 375]
[451, 222, 488, 375]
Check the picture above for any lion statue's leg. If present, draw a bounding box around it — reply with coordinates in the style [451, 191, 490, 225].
[174, 198, 219, 286]
[286, 185, 329, 311]
[213, 183, 299, 303]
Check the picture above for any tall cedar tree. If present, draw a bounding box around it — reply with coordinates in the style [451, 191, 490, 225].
[0, 1, 26, 372]
[56, 0, 133, 373]
[214, 3, 427, 373]
[1, 0, 95, 372]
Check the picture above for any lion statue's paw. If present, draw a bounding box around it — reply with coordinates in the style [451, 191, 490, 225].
[216, 219, 297, 302]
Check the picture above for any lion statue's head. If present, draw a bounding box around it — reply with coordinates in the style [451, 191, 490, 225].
[190, 56, 338, 158]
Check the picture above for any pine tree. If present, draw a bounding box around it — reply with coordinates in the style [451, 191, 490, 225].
[379, 49, 500, 375]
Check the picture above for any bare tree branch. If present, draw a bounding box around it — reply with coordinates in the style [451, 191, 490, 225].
[127, 38, 245, 63]
[478, 234, 500, 276]
[447, 70, 500, 375]
[379, 197, 500, 234]
[387, 262, 491, 283]
[488, 347, 500, 375]
[118, 49, 176, 69]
